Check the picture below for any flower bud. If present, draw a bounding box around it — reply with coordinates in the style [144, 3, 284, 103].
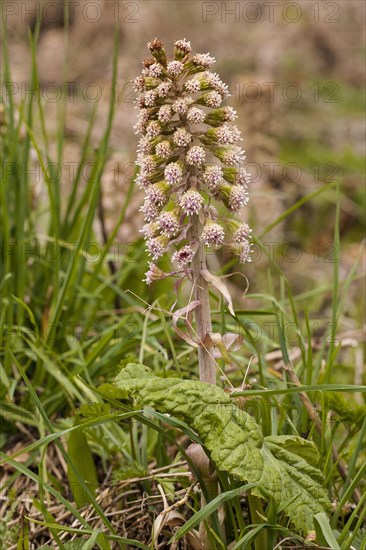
[184, 53, 216, 75]
[158, 210, 180, 236]
[214, 146, 246, 166]
[172, 245, 195, 267]
[155, 140, 172, 159]
[179, 190, 204, 215]
[205, 124, 241, 145]
[227, 220, 252, 243]
[140, 200, 161, 222]
[187, 107, 206, 124]
[204, 107, 237, 126]
[239, 240, 253, 263]
[201, 221, 225, 248]
[147, 38, 167, 66]
[140, 221, 160, 238]
[164, 162, 184, 185]
[197, 91, 223, 108]
[202, 165, 224, 190]
[174, 38, 192, 61]
[146, 234, 170, 259]
[167, 60, 184, 77]
[173, 128, 193, 147]
[186, 145, 206, 166]
[144, 263, 167, 284]
[145, 181, 170, 206]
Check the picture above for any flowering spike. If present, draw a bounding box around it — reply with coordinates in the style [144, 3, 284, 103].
[133, 39, 253, 275]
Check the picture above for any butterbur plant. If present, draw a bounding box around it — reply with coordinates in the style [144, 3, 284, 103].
[134, 37, 252, 384]
[116, 38, 333, 547]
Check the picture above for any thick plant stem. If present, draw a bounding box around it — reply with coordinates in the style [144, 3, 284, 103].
[190, 216, 218, 549]
[191, 215, 216, 385]
[186, 443, 222, 548]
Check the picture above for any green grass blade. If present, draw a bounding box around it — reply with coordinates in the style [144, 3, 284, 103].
[171, 484, 257, 543]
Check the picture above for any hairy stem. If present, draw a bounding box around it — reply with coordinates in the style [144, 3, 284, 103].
[186, 443, 221, 548]
[186, 146, 217, 550]
[191, 215, 216, 384]
[190, 216, 218, 549]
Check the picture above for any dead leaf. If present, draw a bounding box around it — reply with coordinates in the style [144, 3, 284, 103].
[206, 332, 243, 363]
[172, 300, 200, 347]
[200, 269, 235, 316]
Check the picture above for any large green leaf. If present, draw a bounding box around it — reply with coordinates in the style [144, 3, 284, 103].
[264, 435, 321, 468]
[114, 365, 331, 533]
[253, 436, 330, 533]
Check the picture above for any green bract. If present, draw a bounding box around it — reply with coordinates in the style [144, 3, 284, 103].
[114, 364, 332, 533]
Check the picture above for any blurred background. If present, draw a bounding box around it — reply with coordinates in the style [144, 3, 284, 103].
[4, 0, 365, 325]
[1, 3, 365, 544]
